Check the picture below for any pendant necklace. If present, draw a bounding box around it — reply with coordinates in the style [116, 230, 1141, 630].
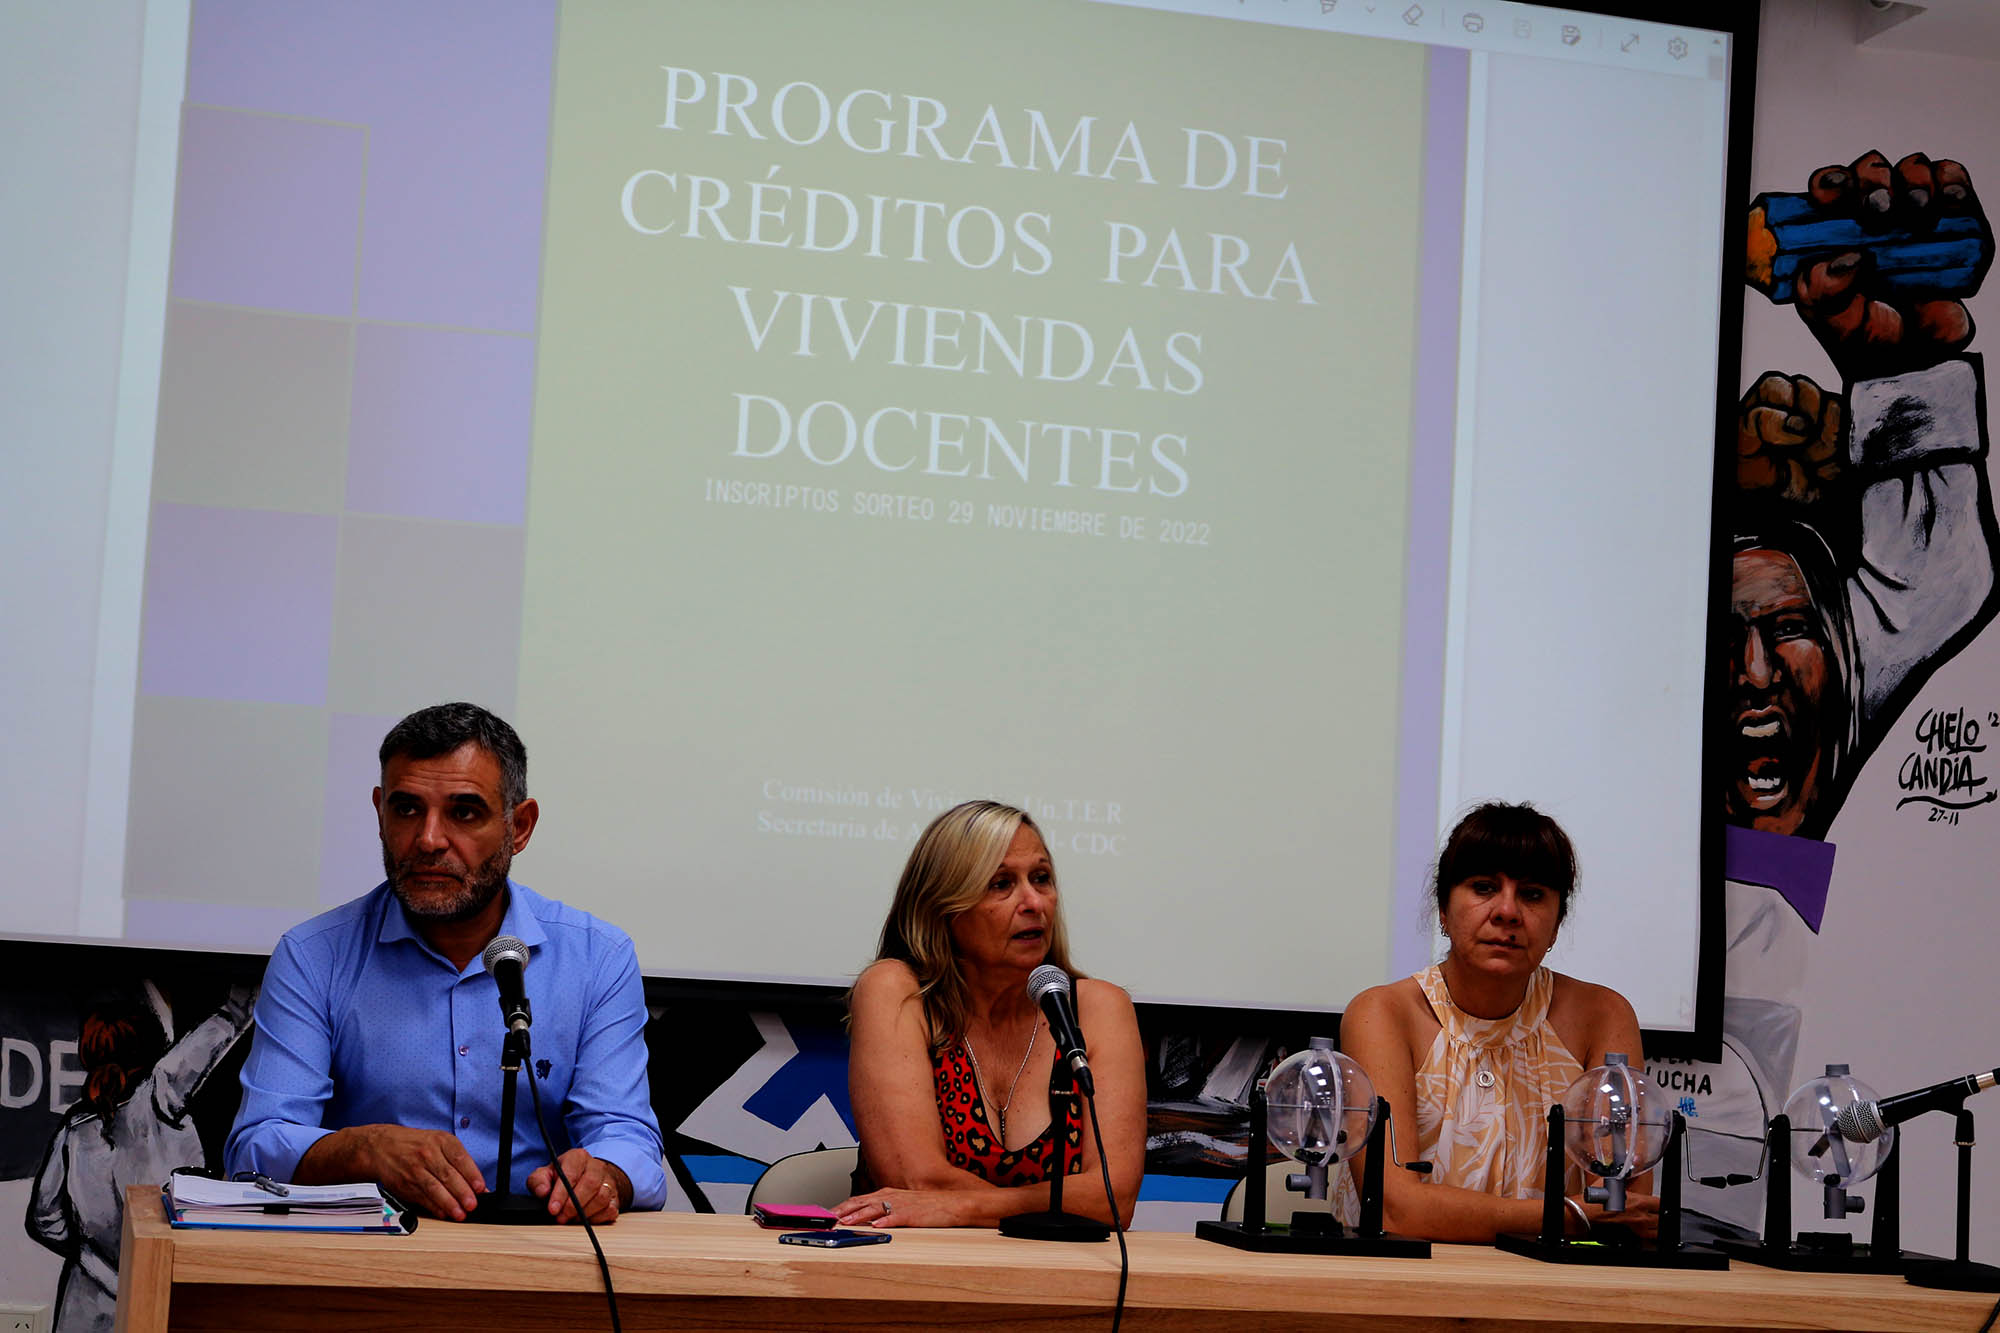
[966, 1019, 1039, 1145]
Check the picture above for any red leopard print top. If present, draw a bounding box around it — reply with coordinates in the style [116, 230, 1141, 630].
[933, 1039, 1085, 1187]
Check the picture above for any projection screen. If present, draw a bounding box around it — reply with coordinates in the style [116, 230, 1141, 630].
[1, 0, 1750, 1034]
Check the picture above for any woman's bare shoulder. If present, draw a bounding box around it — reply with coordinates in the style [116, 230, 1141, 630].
[1076, 975, 1134, 1010]
[851, 958, 921, 1007]
[1344, 975, 1426, 1029]
[1074, 976, 1139, 1043]
[1548, 971, 1640, 1041]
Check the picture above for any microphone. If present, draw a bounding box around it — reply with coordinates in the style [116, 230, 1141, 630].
[1027, 964, 1094, 1097]
[1836, 1067, 2000, 1143]
[482, 935, 532, 1034]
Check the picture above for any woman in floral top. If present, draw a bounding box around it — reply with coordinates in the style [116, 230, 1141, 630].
[1341, 802, 1658, 1242]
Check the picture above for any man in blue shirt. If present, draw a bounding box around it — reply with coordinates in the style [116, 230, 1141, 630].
[224, 703, 666, 1222]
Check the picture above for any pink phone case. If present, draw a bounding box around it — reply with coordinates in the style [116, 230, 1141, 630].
[753, 1203, 841, 1229]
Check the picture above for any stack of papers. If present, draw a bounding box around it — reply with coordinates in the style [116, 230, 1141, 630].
[166, 1176, 399, 1230]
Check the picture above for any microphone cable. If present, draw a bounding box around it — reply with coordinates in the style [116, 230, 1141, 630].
[526, 1068, 622, 1333]
[1084, 1091, 1128, 1333]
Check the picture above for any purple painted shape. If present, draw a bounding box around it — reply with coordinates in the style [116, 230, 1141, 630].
[1724, 826, 1836, 934]
[186, 1, 557, 331]
[345, 325, 535, 524]
[319, 712, 399, 906]
[140, 504, 338, 705]
[1390, 46, 1473, 981]
[172, 106, 363, 317]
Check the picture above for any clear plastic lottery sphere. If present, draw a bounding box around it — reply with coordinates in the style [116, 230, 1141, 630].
[1264, 1046, 1378, 1167]
[1784, 1069, 1894, 1188]
[1561, 1056, 1670, 1182]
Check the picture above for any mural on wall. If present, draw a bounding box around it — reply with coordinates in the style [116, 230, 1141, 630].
[1732, 150, 1997, 839]
[22, 980, 255, 1333]
[644, 1003, 860, 1213]
[1663, 150, 1996, 1231]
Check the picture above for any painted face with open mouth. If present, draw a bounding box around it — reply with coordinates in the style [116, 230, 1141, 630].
[1728, 548, 1834, 836]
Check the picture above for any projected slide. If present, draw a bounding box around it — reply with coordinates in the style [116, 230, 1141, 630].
[9, 0, 1732, 1027]
[521, 2, 1421, 995]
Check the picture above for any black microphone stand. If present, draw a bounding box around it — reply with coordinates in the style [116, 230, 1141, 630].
[469, 1024, 551, 1225]
[998, 1058, 1111, 1241]
[1905, 1105, 2000, 1291]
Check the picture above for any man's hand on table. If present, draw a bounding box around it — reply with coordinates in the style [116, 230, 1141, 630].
[527, 1148, 632, 1225]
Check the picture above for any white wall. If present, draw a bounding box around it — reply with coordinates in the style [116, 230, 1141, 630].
[1747, 0, 2000, 1263]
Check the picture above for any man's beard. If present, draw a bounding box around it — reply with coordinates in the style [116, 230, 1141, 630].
[384, 839, 512, 924]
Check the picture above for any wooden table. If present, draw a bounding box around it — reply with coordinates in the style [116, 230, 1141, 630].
[114, 1187, 1994, 1332]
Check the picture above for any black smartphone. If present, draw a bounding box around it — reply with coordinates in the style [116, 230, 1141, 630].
[778, 1228, 893, 1248]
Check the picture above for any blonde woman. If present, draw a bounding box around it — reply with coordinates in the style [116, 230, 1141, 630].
[835, 800, 1145, 1228]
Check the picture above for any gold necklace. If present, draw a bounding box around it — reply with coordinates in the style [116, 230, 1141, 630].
[965, 1019, 1039, 1145]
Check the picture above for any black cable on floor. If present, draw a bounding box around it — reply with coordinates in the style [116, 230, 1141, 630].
[527, 1071, 622, 1333]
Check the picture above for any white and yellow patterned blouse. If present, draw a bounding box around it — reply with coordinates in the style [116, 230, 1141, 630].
[1412, 964, 1585, 1199]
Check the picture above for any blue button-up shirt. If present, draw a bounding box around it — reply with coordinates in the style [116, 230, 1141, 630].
[224, 881, 666, 1208]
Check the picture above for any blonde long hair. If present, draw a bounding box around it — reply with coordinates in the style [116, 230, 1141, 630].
[868, 800, 1080, 1051]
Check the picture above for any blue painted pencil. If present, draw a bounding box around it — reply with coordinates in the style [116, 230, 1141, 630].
[1746, 191, 1991, 304]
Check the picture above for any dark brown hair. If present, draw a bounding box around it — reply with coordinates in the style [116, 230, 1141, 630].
[1432, 802, 1578, 924]
[379, 702, 528, 812]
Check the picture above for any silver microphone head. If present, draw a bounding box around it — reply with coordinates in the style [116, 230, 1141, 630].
[1027, 963, 1071, 1004]
[482, 934, 529, 975]
[1836, 1100, 1885, 1144]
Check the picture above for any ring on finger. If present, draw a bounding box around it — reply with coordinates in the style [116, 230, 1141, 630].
[881, 1200, 892, 1215]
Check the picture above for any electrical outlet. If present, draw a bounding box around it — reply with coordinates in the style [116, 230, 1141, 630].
[0, 1302, 47, 1333]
